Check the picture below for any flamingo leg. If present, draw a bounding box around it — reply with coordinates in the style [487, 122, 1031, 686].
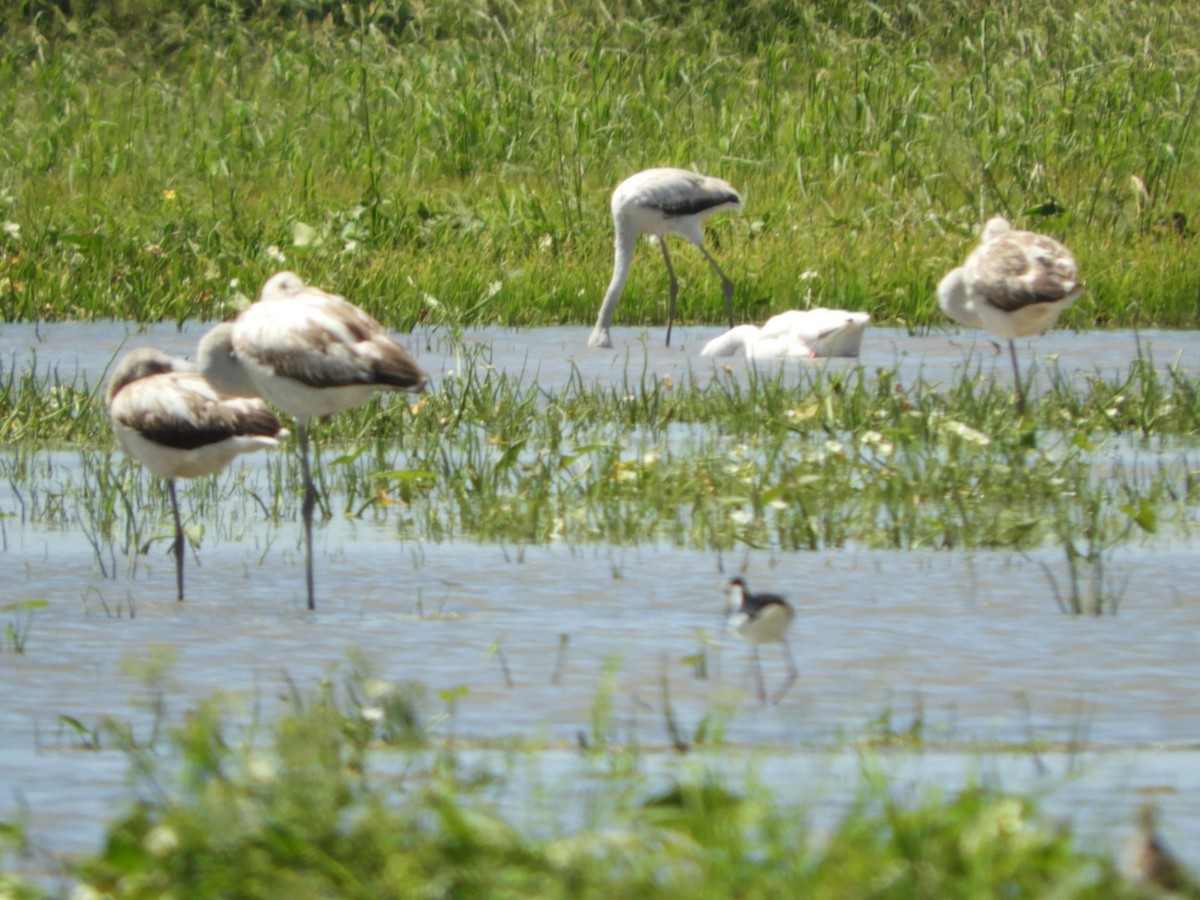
[167, 479, 185, 602]
[697, 243, 736, 330]
[1008, 340, 1027, 413]
[298, 419, 316, 611]
[660, 239, 679, 347]
[772, 638, 799, 705]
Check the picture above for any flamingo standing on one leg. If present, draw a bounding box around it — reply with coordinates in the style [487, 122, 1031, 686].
[937, 217, 1082, 412]
[198, 271, 427, 611]
[589, 167, 743, 349]
[106, 347, 288, 601]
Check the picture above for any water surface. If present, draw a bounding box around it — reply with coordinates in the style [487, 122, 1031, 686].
[4, 321, 1200, 880]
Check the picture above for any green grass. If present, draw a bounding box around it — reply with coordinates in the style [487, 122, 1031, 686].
[44, 671, 1138, 899]
[2, 349, 1196, 563]
[0, 0, 1198, 329]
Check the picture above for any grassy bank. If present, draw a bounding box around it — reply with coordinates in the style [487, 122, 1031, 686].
[1, 0, 1198, 329]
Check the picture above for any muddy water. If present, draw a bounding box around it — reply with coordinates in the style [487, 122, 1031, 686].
[4, 321, 1200, 877]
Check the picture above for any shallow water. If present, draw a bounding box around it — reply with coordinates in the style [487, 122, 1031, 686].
[3, 320, 1200, 392]
[4, 321, 1200, 880]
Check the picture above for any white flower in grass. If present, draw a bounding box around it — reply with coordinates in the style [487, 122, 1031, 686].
[823, 439, 845, 457]
[363, 678, 395, 700]
[265, 244, 287, 263]
[143, 824, 179, 857]
[729, 509, 753, 525]
[361, 706, 384, 723]
[861, 430, 894, 457]
[942, 420, 991, 446]
[2, 221, 19, 240]
[244, 754, 278, 785]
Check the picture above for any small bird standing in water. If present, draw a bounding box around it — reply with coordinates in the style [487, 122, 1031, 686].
[725, 576, 798, 704]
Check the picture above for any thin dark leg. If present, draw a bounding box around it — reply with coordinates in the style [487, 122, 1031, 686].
[298, 419, 316, 611]
[1009, 340, 1027, 413]
[772, 638, 799, 705]
[751, 645, 767, 704]
[698, 244, 735, 329]
[660, 239, 679, 347]
[167, 479, 185, 601]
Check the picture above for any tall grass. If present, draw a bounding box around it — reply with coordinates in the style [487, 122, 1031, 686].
[3, 350, 1196, 557]
[0, 0, 1197, 329]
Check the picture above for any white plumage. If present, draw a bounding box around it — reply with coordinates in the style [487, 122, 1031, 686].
[107, 347, 288, 601]
[938, 217, 1082, 410]
[589, 167, 743, 349]
[701, 308, 870, 359]
[198, 271, 427, 610]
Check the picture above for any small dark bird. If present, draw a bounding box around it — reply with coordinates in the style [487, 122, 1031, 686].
[725, 577, 798, 704]
[1132, 804, 1198, 895]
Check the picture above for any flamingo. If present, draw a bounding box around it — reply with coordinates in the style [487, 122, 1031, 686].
[726, 577, 798, 704]
[937, 217, 1082, 412]
[106, 347, 288, 601]
[702, 308, 871, 359]
[588, 167, 743, 349]
[198, 271, 427, 610]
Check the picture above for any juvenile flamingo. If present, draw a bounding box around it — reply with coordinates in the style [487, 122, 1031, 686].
[106, 347, 288, 600]
[937, 217, 1082, 411]
[589, 167, 743, 349]
[701, 308, 871, 359]
[199, 271, 427, 610]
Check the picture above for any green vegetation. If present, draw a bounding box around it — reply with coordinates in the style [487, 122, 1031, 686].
[0, 0, 1197, 329]
[2, 2, 1199, 892]
[40, 674, 1136, 898]
[3, 348, 1197, 564]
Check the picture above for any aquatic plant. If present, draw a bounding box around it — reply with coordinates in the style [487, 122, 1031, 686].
[67, 675, 1138, 897]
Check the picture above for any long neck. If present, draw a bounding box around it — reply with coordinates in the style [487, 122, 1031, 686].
[588, 224, 639, 347]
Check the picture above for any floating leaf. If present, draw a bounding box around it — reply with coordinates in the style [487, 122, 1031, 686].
[1120, 498, 1158, 534]
[2, 599, 49, 613]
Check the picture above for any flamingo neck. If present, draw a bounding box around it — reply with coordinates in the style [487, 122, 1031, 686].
[588, 225, 639, 348]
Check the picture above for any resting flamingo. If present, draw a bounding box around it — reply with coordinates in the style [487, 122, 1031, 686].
[199, 271, 427, 610]
[937, 217, 1082, 411]
[106, 347, 288, 601]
